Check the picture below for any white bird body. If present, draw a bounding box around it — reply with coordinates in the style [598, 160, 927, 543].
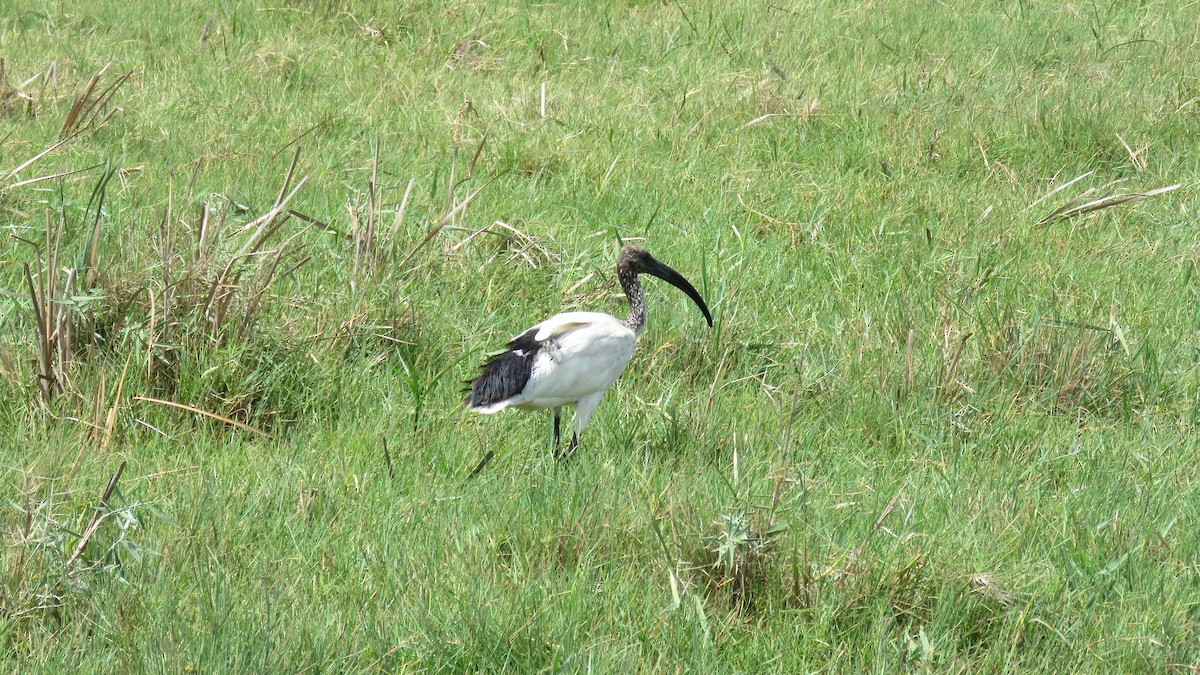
[467, 246, 712, 459]
[474, 312, 636, 420]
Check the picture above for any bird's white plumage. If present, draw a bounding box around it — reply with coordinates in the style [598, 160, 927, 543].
[485, 312, 635, 415]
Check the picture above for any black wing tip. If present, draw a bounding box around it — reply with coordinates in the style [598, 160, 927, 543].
[461, 382, 485, 407]
[506, 328, 541, 352]
[466, 346, 537, 409]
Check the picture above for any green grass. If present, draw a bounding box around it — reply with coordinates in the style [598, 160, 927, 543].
[2, 0, 1199, 671]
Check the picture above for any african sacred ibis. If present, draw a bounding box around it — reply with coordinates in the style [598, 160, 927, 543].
[467, 245, 713, 459]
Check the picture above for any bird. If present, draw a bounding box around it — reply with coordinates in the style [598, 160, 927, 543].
[466, 245, 713, 460]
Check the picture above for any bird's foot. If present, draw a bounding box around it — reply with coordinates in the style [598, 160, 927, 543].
[554, 433, 580, 462]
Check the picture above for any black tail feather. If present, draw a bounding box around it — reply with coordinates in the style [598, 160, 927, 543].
[466, 328, 543, 408]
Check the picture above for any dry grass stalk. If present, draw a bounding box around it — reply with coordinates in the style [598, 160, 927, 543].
[82, 167, 116, 287]
[468, 129, 489, 180]
[940, 331, 972, 397]
[366, 137, 380, 264]
[1024, 171, 1094, 213]
[144, 284, 159, 382]
[203, 148, 307, 340]
[1031, 169, 1179, 224]
[23, 263, 54, 402]
[904, 328, 915, 393]
[1116, 134, 1147, 172]
[395, 171, 503, 273]
[436, 130, 489, 240]
[448, 219, 552, 270]
[563, 272, 595, 296]
[443, 159, 457, 219]
[17, 212, 72, 402]
[738, 112, 788, 130]
[347, 204, 361, 272]
[197, 201, 213, 265]
[1, 58, 12, 106]
[59, 63, 132, 138]
[352, 139, 382, 278]
[0, 59, 42, 113]
[235, 228, 308, 343]
[1037, 182, 1179, 224]
[0, 344, 15, 380]
[1, 128, 85, 188]
[234, 147, 305, 256]
[132, 396, 272, 438]
[270, 113, 336, 160]
[99, 356, 132, 454]
[60, 63, 105, 135]
[56, 268, 76, 378]
[389, 177, 416, 261]
[287, 209, 340, 238]
[65, 461, 127, 568]
[2, 163, 104, 191]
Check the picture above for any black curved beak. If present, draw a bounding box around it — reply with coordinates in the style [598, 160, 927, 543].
[644, 257, 714, 327]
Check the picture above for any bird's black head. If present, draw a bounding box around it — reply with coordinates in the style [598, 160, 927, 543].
[617, 245, 713, 327]
[617, 245, 654, 270]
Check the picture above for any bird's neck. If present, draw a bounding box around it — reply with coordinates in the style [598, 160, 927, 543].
[620, 268, 647, 336]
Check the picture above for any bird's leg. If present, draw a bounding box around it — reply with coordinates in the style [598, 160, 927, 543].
[556, 393, 601, 462]
[556, 432, 580, 462]
[552, 407, 562, 448]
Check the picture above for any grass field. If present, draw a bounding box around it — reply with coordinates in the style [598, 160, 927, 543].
[2, 0, 1199, 671]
